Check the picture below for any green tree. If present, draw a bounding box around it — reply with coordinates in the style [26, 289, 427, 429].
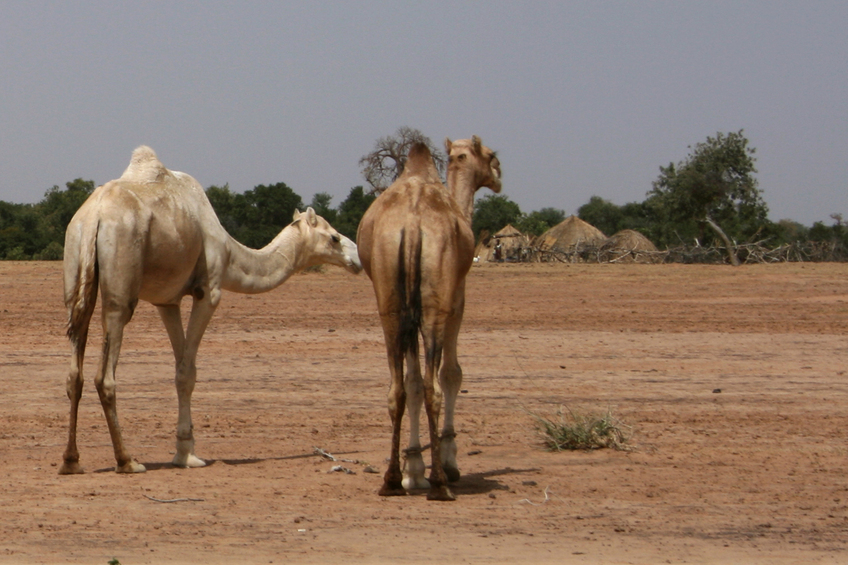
[578, 197, 654, 239]
[578, 196, 624, 237]
[647, 130, 768, 260]
[808, 214, 848, 248]
[4, 206, 41, 259]
[775, 219, 808, 241]
[309, 192, 338, 225]
[334, 186, 376, 240]
[213, 182, 304, 249]
[0, 202, 33, 259]
[34, 241, 65, 260]
[517, 207, 565, 237]
[0, 178, 94, 260]
[472, 194, 522, 239]
[39, 178, 95, 248]
[205, 184, 239, 234]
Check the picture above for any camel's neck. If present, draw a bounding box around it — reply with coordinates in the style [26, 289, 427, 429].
[220, 226, 306, 294]
[447, 168, 478, 221]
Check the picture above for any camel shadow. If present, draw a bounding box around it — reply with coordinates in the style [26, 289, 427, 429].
[94, 457, 539, 498]
[406, 466, 542, 497]
[93, 450, 362, 473]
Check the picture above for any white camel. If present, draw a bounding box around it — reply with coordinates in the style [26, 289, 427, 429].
[60, 146, 362, 474]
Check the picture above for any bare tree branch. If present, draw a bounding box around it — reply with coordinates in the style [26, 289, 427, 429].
[704, 214, 741, 266]
[358, 126, 446, 194]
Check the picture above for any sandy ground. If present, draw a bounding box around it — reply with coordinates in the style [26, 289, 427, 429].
[1, 260, 847, 564]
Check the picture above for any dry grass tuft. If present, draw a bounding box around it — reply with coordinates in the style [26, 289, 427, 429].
[527, 405, 633, 452]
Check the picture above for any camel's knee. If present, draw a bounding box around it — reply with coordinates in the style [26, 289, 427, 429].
[94, 375, 116, 404]
[386, 377, 406, 417]
[176, 356, 196, 377]
[423, 382, 443, 411]
[404, 370, 424, 394]
[175, 373, 196, 396]
[440, 363, 463, 391]
[65, 370, 84, 401]
[174, 361, 197, 392]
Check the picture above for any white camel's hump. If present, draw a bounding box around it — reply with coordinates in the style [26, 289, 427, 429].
[120, 145, 169, 184]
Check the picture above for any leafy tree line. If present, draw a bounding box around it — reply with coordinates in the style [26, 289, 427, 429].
[0, 179, 377, 260]
[473, 130, 848, 257]
[205, 182, 377, 249]
[0, 178, 95, 260]
[1, 129, 844, 260]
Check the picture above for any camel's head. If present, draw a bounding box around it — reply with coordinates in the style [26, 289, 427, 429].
[445, 135, 502, 194]
[292, 207, 363, 274]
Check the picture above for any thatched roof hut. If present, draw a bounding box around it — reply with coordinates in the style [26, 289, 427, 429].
[535, 215, 606, 251]
[600, 229, 662, 263]
[475, 224, 531, 262]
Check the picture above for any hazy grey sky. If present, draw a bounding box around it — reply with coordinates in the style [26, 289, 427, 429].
[2, 1, 845, 227]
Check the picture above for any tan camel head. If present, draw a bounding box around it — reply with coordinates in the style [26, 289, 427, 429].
[444, 135, 502, 194]
[292, 207, 362, 274]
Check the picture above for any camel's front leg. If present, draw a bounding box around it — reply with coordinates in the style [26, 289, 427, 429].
[158, 305, 202, 467]
[165, 293, 217, 468]
[439, 295, 466, 483]
[97, 307, 146, 473]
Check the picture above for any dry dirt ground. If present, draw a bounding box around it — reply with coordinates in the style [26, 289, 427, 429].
[1, 260, 847, 564]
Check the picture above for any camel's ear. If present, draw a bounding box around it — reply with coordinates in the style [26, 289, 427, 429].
[304, 206, 318, 227]
[444, 137, 453, 155]
[471, 135, 482, 155]
[292, 209, 302, 222]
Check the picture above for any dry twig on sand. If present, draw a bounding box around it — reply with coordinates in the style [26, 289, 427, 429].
[518, 486, 552, 506]
[143, 494, 204, 503]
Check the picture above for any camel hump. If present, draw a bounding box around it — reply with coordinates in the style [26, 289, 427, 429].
[402, 142, 440, 182]
[120, 145, 169, 183]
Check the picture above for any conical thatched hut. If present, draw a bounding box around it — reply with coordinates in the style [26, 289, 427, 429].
[600, 229, 662, 263]
[535, 215, 606, 252]
[475, 224, 531, 262]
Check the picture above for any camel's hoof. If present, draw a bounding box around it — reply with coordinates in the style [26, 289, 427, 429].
[58, 461, 84, 475]
[427, 485, 456, 502]
[173, 454, 207, 468]
[116, 460, 146, 473]
[402, 476, 431, 490]
[444, 465, 461, 483]
[379, 482, 407, 497]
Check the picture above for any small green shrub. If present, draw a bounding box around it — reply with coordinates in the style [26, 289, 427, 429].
[4, 246, 28, 260]
[527, 405, 633, 452]
[33, 241, 64, 260]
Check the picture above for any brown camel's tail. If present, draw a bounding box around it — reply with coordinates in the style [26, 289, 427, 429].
[396, 227, 423, 357]
[65, 219, 99, 347]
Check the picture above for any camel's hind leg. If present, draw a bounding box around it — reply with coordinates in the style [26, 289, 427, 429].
[422, 325, 454, 501]
[378, 315, 408, 496]
[96, 303, 146, 473]
[59, 321, 91, 475]
[402, 348, 430, 490]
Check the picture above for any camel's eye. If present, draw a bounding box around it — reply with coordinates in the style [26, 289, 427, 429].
[458, 153, 467, 162]
[332, 234, 341, 243]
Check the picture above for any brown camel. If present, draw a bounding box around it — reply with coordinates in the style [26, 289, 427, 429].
[60, 146, 362, 475]
[357, 136, 501, 500]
